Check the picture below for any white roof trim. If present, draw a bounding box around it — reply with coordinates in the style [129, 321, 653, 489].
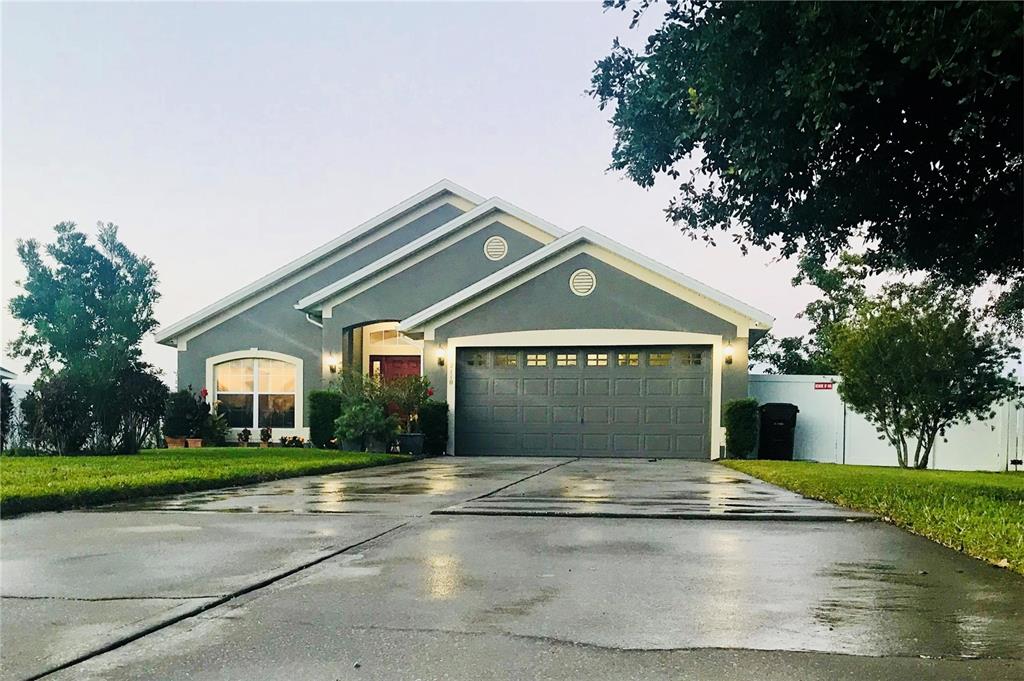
[154, 179, 484, 345]
[294, 198, 566, 312]
[0, 367, 17, 381]
[398, 227, 774, 333]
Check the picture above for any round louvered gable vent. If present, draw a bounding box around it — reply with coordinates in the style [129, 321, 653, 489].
[483, 236, 508, 261]
[569, 268, 597, 296]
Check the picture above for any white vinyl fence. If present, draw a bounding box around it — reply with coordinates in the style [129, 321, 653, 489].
[748, 374, 1023, 471]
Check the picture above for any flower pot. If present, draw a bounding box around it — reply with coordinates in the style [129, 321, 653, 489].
[397, 432, 424, 456]
[259, 441, 270, 448]
[185, 438, 203, 448]
[165, 437, 187, 449]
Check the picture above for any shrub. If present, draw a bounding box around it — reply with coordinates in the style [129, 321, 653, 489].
[723, 398, 759, 459]
[384, 375, 433, 433]
[93, 363, 168, 454]
[36, 372, 92, 455]
[419, 401, 449, 455]
[1, 381, 13, 451]
[308, 390, 344, 448]
[164, 388, 201, 438]
[335, 402, 398, 451]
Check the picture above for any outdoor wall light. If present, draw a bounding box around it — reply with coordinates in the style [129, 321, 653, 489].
[437, 348, 446, 367]
[328, 354, 338, 374]
[723, 344, 734, 365]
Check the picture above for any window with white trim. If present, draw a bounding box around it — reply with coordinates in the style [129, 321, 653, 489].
[214, 357, 297, 428]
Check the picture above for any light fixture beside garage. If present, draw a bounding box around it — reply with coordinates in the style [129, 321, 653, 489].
[483, 235, 508, 261]
[437, 347, 446, 367]
[569, 268, 597, 296]
[723, 343, 734, 365]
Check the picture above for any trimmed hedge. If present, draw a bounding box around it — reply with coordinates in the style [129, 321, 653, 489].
[308, 390, 344, 448]
[723, 398, 758, 459]
[419, 401, 449, 455]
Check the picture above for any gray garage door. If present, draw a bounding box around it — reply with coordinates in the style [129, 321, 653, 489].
[455, 346, 711, 458]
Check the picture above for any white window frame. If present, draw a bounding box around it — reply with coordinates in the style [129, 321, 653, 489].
[205, 350, 305, 436]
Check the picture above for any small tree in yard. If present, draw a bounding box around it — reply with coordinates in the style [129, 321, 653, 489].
[7, 222, 165, 454]
[833, 284, 1021, 469]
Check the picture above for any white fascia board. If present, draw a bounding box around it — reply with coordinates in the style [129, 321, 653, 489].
[154, 179, 484, 346]
[294, 198, 566, 312]
[398, 227, 774, 334]
[0, 367, 16, 381]
[576, 227, 774, 326]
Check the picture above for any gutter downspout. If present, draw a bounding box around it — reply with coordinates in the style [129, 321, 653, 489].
[304, 313, 323, 329]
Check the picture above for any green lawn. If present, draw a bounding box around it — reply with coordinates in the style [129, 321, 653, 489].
[0, 448, 411, 516]
[721, 460, 1024, 575]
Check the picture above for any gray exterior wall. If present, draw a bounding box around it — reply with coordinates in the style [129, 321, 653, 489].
[424, 253, 750, 423]
[175, 202, 465, 425]
[322, 221, 545, 371]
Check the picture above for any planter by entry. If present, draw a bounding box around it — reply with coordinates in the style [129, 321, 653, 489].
[185, 438, 203, 448]
[165, 437, 187, 449]
[396, 433, 424, 456]
[259, 441, 270, 448]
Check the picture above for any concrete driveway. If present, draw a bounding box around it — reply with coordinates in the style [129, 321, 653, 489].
[1, 457, 1021, 681]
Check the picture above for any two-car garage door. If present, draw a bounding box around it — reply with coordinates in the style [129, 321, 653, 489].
[455, 346, 712, 458]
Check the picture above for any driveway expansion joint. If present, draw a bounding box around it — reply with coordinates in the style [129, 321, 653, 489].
[1, 594, 223, 602]
[22, 520, 411, 681]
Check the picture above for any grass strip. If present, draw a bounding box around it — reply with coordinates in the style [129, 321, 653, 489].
[1, 448, 411, 516]
[721, 460, 1024, 576]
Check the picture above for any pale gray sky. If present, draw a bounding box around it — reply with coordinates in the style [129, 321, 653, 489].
[2, 1, 812, 386]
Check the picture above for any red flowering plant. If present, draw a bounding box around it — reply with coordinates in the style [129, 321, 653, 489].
[384, 375, 433, 433]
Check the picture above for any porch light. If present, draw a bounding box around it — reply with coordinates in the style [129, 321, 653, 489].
[437, 348, 446, 367]
[328, 354, 338, 374]
[723, 344, 734, 365]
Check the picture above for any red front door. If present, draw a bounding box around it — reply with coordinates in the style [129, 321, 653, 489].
[369, 355, 421, 381]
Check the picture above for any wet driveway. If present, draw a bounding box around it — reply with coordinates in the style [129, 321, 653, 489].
[2, 457, 1021, 680]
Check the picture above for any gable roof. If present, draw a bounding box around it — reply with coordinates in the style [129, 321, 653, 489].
[293, 197, 566, 313]
[398, 227, 774, 334]
[155, 179, 484, 345]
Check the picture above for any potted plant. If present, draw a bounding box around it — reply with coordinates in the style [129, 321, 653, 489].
[164, 387, 205, 448]
[200, 399, 229, 447]
[334, 401, 397, 452]
[237, 427, 252, 446]
[259, 426, 272, 448]
[386, 376, 432, 456]
[186, 388, 210, 448]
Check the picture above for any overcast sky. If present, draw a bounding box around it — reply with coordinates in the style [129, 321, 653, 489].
[2, 1, 815, 387]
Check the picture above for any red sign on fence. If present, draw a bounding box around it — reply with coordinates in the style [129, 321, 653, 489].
[814, 382, 834, 390]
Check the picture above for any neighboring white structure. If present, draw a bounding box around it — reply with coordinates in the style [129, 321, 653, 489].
[749, 374, 1023, 472]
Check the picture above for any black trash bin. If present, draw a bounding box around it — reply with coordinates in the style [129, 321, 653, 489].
[758, 403, 799, 460]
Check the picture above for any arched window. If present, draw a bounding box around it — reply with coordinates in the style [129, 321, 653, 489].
[207, 352, 302, 430]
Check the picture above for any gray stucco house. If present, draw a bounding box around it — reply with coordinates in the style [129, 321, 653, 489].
[156, 180, 773, 458]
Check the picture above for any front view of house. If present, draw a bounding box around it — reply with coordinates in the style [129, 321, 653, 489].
[156, 181, 773, 458]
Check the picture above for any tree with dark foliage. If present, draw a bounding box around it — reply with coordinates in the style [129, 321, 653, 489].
[592, 1, 1022, 323]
